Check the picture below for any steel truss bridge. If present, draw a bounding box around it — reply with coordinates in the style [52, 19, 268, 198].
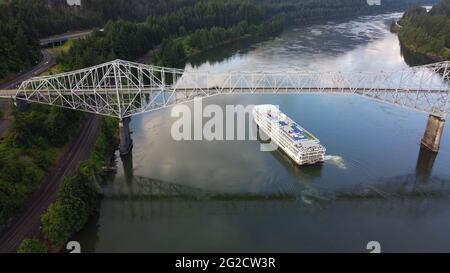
[0, 59, 449, 153]
[0, 59, 448, 118]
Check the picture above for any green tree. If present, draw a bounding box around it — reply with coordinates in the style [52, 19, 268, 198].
[41, 201, 72, 245]
[41, 172, 99, 245]
[17, 239, 47, 253]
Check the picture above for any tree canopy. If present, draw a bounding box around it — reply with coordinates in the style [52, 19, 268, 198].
[398, 0, 450, 61]
[17, 238, 47, 253]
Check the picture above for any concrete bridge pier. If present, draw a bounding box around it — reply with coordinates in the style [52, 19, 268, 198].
[421, 114, 445, 153]
[121, 152, 134, 184]
[119, 117, 133, 156]
[415, 145, 437, 182]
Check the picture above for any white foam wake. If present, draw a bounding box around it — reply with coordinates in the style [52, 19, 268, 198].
[324, 155, 346, 169]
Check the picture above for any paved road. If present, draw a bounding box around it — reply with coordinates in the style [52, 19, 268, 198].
[0, 50, 56, 90]
[40, 30, 93, 47]
[0, 50, 56, 137]
[0, 115, 102, 252]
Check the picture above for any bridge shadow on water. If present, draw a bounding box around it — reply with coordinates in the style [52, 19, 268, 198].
[74, 146, 450, 252]
[335, 145, 450, 201]
[101, 144, 450, 205]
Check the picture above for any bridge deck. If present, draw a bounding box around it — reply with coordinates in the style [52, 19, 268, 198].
[1, 87, 448, 98]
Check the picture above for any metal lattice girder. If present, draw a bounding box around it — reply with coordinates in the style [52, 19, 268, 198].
[12, 59, 450, 118]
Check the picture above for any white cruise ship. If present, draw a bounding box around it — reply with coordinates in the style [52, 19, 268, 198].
[253, 105, 326, 165]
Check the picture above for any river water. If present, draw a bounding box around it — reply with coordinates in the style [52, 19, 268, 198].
[76, 11, 450, 252]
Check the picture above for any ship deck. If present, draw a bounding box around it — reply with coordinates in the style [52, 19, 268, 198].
[264, 108, 317, 144]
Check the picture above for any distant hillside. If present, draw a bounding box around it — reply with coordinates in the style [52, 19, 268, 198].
[397, 0, 450, 61]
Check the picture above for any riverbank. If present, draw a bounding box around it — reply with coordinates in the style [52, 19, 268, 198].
[394, 21, 449, 63]
[394, 1, 450, 63]
[400, 41, 448, 62]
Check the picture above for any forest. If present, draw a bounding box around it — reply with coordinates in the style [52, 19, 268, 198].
[59, 0, 434, 69]
[398, 0, 450, 60]
[0, 0, 435, 81]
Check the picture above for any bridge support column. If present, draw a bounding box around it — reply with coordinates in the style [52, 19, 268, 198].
[119, 117, 133, 156]
[421, 114, 445, 153]
[415, 145, 437, 182]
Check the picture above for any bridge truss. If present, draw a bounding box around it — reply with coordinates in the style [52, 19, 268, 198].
[6, 59, 450, 119]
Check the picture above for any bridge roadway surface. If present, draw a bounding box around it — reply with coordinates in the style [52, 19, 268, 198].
[1, 87, 447, 97]
[0, 50, 102, 253]
[39, 30, 93, 47]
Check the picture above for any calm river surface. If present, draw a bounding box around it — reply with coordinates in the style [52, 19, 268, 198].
[76, 11, 450, 252]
